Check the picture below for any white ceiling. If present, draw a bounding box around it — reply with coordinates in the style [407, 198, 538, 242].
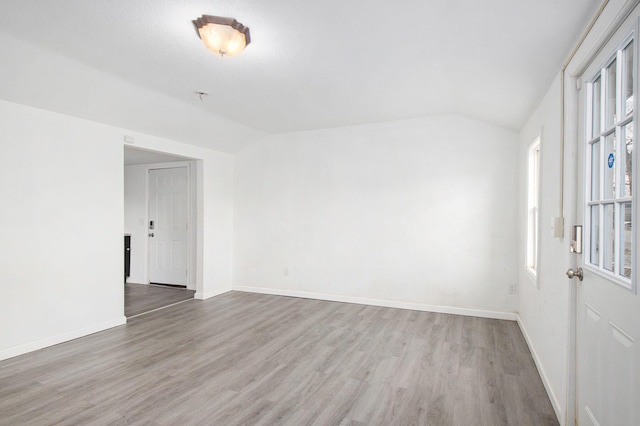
[0, 0, 600, 146]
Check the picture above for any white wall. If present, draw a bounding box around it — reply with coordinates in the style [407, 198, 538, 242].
[517, 74, 570, 423]
[234, 115, 519, 316]
[0, 99, 235, 360]
[0, 100, 125, 359]
[124, 165, 147, 284]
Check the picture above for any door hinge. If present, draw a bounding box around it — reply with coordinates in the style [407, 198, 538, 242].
[576, 78, 582, 91]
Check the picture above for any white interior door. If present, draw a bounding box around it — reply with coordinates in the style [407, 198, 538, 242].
[148, 167, 188, 286]
[574, 11, 640, 426]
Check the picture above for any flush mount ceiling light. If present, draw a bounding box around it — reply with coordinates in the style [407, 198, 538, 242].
[194, 15, 251, 57]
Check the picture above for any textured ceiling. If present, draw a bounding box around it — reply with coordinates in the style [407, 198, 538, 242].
[0, 0, 600, 140]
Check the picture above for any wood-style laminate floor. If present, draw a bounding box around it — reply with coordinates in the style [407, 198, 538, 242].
[125, 283, 195, 317]
[0, 292, 558, 425]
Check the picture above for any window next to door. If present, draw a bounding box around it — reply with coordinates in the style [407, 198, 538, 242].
[527, 136, 541, 279]
[585, 34, 636, 292]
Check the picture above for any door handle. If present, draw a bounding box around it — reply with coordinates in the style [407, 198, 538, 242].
[148, 233, 154, 237]
[566, 267, 583, 281]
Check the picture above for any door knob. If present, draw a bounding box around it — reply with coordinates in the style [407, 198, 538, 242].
[148, 233, 154, 237]
[566, 267, 583, 281]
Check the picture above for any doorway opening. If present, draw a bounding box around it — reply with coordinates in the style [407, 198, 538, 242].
[124, 146, 198, 317]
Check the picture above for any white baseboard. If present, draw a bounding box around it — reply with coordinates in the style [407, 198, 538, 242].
[195, 286, 232, 300]
[0, 316, 127, 362]
[233, 286, 517, 321]
[516, 315, 562, 425]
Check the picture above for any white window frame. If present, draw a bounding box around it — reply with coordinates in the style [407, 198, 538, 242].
[584, 31, 637, 292]
[526, 137, 541, 280]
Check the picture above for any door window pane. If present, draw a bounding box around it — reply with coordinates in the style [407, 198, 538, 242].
[606, 59, 617, 128]
[593, 76, 602, 136]
[603, 204, 615, 271]
[591, 140, 601, 200]
[591, 205, 600, 266]
[620, 202, 632, 278]
[604, 132, 616, 199]
[624, 41, 634, 116]
[585, 37, 634, 287]
[622, 121, 633, 197]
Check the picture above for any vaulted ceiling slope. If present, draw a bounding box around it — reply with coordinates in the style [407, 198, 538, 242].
[0, 0, 600, 153]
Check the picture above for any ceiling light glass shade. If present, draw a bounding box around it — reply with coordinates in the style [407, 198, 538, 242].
[195, 15, 251, 57]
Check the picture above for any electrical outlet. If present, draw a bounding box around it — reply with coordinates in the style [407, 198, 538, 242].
[508, 283, 517, 295]
[283, 267, 290, 277]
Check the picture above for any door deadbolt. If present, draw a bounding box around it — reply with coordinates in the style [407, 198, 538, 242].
[566, 267, 583, 281]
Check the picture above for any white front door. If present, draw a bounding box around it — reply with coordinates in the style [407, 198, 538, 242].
[148, 167, 188, 286]
[574, 10, 640, 426]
